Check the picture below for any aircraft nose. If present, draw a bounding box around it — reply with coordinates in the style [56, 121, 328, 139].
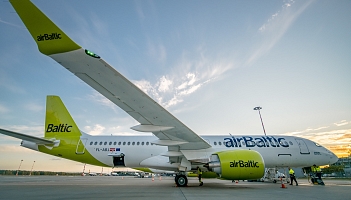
[329, 152, 338, 164]
[327, 149, 339, 164]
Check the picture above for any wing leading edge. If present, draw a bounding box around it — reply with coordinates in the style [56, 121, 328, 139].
[10, 0, 211, 150]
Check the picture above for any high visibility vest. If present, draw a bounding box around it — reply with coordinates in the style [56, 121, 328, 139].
[198, 168, 202, 175]
[289, 169, 294, 175]
[316, 166, 321, 172]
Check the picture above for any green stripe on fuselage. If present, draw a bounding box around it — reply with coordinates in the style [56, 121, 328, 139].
[38, 145, 109, 167]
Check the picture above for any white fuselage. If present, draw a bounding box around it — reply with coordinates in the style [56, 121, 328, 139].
[81, 134, 338, 171]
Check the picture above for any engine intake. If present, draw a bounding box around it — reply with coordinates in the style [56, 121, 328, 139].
[205, 149, 265, 180]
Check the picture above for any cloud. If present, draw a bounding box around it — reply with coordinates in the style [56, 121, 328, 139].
[132, 48, 233, 108]
[247, 0, 314, 66]
[147, 39, 167, 63]
[0, 145, 32, 153]
[0, 18, 25, 29]
[0, 125, 43, 137]
[0, 104, 9, 113]
[334, 120, 349, 127]
[87, 91, 119, 112]
[282, 120, 351, 157]
[157, 76, 172, 92]
[24, 102, 43, 112]
[83, 124, 106, 135]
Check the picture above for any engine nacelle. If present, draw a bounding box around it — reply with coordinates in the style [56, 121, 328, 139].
[206, 149, 265, 180]
[21, 140, 39, 151]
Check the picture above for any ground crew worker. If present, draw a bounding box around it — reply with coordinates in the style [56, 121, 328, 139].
[288, 167, 298, 186]
[312, 164, 322, 179]
[197, 167, 203, 186]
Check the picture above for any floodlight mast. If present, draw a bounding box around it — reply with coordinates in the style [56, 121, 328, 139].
[254, 106, 266, 136]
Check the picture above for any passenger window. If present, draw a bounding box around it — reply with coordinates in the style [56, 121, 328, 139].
[123, 142, 126, 145]
[113, 142, 117, 145]
[90, 142, 93, 145]
[214, 142, 217, 145]
[94, 142, 97, 145]
[219, 142, 222, 145]
[132, 142, 135, 145]
[242, 142, 245, 146]
[99, 142, 102, 145]
[146, 142, 149, 145]
[118, 142, 121, 145]
[289, 141, 293, 145]
[141, 142, 144, 145]
[127, 142, 130, 145]
[109, 142, 112, 145]
[137, 142, 140, 145]
[104, 142, 107, 145]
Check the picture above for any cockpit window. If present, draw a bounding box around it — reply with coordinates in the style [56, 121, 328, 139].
[315, 143, 322, 147]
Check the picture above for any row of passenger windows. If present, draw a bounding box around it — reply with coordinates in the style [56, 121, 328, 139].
[90, 141, 294, 146]
[213, 141, 294, 146]
[89, 141, 154, 146]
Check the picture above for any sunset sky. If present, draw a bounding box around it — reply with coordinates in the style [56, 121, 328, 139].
[0, 0, 350, 172]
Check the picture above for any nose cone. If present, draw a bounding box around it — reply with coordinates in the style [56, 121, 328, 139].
[330, 152, 338, 164]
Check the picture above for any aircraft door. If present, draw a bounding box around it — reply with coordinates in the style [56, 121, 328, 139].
[295, 139, 310, 154]
[76, 138, 87, 154]
[113, 153, 125, 167]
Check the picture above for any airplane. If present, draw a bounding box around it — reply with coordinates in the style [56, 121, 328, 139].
[0, 0, 338, 187]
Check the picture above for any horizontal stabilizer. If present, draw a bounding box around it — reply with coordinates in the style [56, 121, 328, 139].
[0, 128, 54, 145]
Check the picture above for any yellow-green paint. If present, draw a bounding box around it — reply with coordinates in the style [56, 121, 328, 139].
[188, 171, 218, 178]
[38, 96, 108, 167]
[45, 96, 80, 139]
[10, 0, 81, 55]
[216, 149, 265, 180]
[38, 144, 109, 167]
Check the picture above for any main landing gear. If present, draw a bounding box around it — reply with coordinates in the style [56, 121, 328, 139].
[175, 174, 188, 187]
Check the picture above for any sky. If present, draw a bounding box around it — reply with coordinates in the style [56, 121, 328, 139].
[0, 0, 350, 172]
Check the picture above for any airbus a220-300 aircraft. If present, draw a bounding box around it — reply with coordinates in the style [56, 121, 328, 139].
[0, 0, 338, 187]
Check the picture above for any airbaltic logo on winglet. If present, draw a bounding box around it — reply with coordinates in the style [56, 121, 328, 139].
[37, 33, 62, 41]
[46, 124, 72, 132]
[230, 160, 259, 168]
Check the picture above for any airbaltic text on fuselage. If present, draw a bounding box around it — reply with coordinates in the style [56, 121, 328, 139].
[46, 124, 72, 132]
[230, 160, 259, 168]
[224, 136, 289, 148]
[37, 33, 61, 41]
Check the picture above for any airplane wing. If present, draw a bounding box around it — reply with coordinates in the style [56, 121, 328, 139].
[10, 0, 211, 151]
[0, 128, 54, 145]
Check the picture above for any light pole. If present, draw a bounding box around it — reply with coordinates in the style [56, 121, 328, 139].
[254, 107, 266, 136]
[16, 159, 23, 176]
[29, 161, 35, 176]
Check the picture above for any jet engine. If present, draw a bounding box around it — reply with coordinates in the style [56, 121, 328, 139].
[205, 149, 265, 180]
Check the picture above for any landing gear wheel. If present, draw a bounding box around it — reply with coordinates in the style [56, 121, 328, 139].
[175, 175, 179, 183]
[175, 175, 188, 187]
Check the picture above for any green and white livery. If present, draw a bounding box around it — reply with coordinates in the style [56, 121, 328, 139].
[0, 0, 338, 187]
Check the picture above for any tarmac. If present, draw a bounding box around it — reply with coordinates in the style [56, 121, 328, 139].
[0, 176, 350, 200]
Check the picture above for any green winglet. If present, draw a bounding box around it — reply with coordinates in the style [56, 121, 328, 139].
[10, 0, 81, 55]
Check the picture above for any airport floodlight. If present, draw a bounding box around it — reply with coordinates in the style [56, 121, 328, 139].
[16, 159, 23, 176]
[254, 106, 267, 136]
[253, 107, 262, 111]
[29, 161, 35, 176]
